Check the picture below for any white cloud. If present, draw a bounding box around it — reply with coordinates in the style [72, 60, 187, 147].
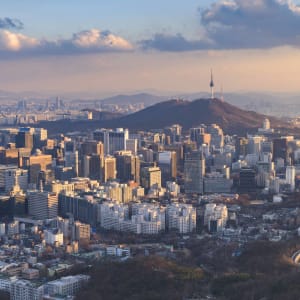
[72, 29, 133, 50]
[0, 30, 39, 51]
[0, 28, 133, 58]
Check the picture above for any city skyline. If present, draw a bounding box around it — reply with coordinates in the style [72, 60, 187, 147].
[1, 0, 300, 95]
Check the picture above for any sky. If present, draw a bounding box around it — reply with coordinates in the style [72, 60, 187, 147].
[1, 0, 300, 97]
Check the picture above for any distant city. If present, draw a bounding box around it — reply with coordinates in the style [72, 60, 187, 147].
[2, 0, 300, 298]
[0, 77, 299, 299]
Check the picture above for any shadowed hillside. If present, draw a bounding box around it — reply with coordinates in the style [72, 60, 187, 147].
[36, 98, 297, 135]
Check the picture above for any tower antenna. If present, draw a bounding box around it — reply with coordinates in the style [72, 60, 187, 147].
[210, 69, 214, 99]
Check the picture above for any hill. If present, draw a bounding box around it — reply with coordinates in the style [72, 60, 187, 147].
[36, 98, 296, 135]
[106, 98, 278, 133]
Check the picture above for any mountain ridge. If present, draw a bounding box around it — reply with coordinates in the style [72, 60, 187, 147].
[36, 97, 296, 135]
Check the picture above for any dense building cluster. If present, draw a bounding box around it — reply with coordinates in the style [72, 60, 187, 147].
[0, 116, 299, 298]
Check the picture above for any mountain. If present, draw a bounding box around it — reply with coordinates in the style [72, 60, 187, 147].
[98, 98, 290, 134]
[37, 98, 298, 136]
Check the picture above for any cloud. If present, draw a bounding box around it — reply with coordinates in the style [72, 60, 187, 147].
[140, 33, 209, 52]
[0, 28, 133, 58]
[0, 18, 23, 30]
[140, 0, 300, 51]
[0, 30, 39, 51]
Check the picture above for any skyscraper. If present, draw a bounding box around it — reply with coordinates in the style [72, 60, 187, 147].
[22, 150, 53, 185]
[141, 166, 161, 190]
[115, 151, 140, 184]
[28, 191, 58, 219]
[103, 156, 116, 182]
[184, 151, 205, 194]
[157, 151, 177, 186]
[15, 128, 34, 149]
[286, 166, 295, 191]
[93, 128, 129, 155]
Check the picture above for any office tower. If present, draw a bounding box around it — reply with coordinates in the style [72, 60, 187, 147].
[115, 151, 140, 184]
[261, 141, 273, 153]
[235, 137, 248, 159]
[138, 148, 154, 162]
[164, 124, 182, 143]
[9, 186, 27, 217]
[207, 124, 224, 149]
[0, 165, 18, 191]
[15, 128, 34, 149]
[89, 154, 103, 180]
[0, 147, 18, 165]
[273, 138, 288, 163]
[286, 166, 296, 191]
[58, 193, 98, 226]
[80, 140, 104, 156]
[28, 191, 58, 219]
[23, 151, 52, 185]
[184, 151, 205, 194]
[65, 150, 79, 177]
[33, 128, 48, 149]
[126, 138, 138, 154]
[54, 166, 75, 181]
[4, 168, 28, 192]
[140, 166, 161, 190]
[93, 128, 129, 155]
[103, 156, 116, 182]
[74, 221, 90, 242]
[157, 151, 177, 186]
[239, 168, 256, 192]
[190, 127, 211, 148]
[82, 155, 91, 178]
[247, 136, 263, 155]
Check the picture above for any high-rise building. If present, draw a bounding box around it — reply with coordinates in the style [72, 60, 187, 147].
[126, 138, 138, 154]
[102, 156, 116, 182]
[286, 166, 296, 191]
[157, 151, 177, 186]
[80, 140, 104, 157]
[22, 151, 52, 185]
[207, 124, 224, 149]
[140, 166, 161, 190]
[89, 154, 103, 180]
[190, 127, 211, 148]
[4, 168, 28, 192]
[93, 128, 129, 155]
[239, 168, 256, 192]
[65, 150, 79, 177]
[164, 124, 182, 143]
[184, 151, 205, 194]
[273, 138, 288, 163]
[28, 191, 58, 219]
[115, 151, 140, 184]
[15, 128, 34, 149]
[235, 137, 248, 159]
